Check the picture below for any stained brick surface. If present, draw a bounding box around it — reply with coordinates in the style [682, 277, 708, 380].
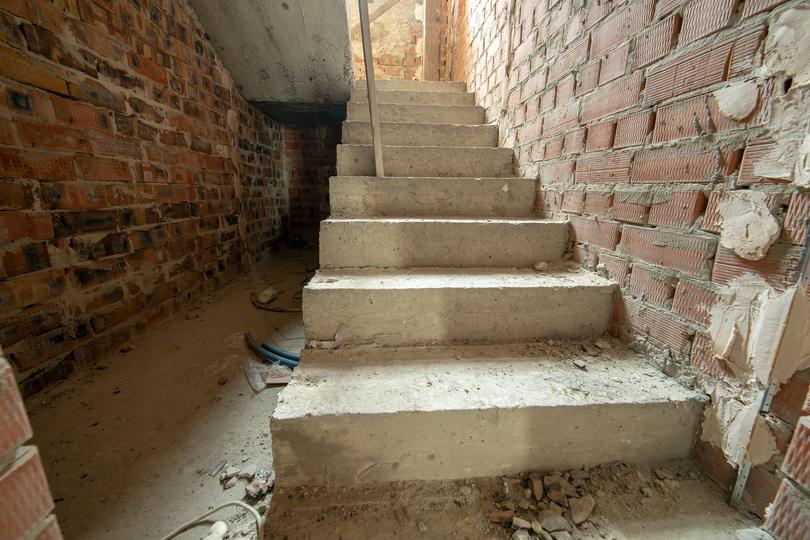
[0, 446, 53, 540]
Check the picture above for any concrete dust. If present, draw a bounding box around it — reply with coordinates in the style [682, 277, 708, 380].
[267, 460, 753, 539]
[24, 250, 315, 540]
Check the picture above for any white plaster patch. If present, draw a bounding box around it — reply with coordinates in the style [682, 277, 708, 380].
[717, 191, 779, 261]
[763, 7, 810, 87]
[747, 415, 778, 465]
[713, 81, 758, 120]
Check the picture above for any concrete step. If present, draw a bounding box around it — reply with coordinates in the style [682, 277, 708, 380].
[329, 176, 536, 218]
[303, 269, 615, 346]
[347, 102, 485, 124]
[319, 218, 567, 269]
[354, 80, 467, 93]
[271, 342, 706, 487]
[351, 89, 476, 106]
[336, 145, 514, 177]
[341, 121, 498, 147]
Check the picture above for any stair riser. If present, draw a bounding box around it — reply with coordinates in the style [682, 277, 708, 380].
[336, 145, 514, 177]
[329, 177, 536, 218]
[347, 102, 485, 124]
[272, 400, 703, 487]
[303, 285, 613, 345]
[351, 89, 476, 106]
[342, 122, 498, 147]
[320, 220, 568, 268]
[354, 80, 467, 92]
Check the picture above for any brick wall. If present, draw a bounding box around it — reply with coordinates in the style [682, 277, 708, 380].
[445, 0, 810, 515]
[351, 0, 424, 80]
[1, 353, 63, 540]
[0, 0, 287, 395]
[282, 124, 340, 234]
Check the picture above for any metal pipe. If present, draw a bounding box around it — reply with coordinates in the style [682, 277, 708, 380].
[357, 0, 385, 177]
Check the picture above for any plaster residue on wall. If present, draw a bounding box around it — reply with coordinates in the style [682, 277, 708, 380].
[717, 191, 780, 261]
[750, 6, 810, 185]
[351, 0, 425, 80]
[699, 275, 810, 466]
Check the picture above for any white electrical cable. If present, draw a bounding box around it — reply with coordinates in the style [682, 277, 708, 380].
[160, 501, 264, 540]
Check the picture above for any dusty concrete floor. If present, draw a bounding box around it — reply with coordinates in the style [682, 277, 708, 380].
[26, 249, 316, 539]
[24, 248, 755, 540]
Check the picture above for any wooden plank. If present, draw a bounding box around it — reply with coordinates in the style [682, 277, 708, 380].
[423, 0, 442, 80]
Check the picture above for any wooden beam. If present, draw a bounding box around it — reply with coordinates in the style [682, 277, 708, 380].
[351, 0, 402, 36]
[422, 0, 442, 80]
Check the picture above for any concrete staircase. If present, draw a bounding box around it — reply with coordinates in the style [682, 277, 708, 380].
[271, 80, 705, 488]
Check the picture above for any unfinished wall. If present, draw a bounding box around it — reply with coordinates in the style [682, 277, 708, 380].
[446, 0, 810, 517]
[351, 0, 424, 80]
[282, 123, 340, 235]
[0, 353, 62, 539]
[0, 0, 288, 395]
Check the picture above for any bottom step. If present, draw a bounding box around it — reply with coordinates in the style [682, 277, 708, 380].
[271, 341, 706, 487]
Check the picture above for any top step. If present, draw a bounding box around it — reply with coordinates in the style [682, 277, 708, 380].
[353, 80, 467, 93]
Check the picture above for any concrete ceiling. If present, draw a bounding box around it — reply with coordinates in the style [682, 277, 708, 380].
[189, 0, 353, 121]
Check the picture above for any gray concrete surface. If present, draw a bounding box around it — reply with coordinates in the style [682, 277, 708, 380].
[347, 101, 486, 123]
[303, 268, 616, 345]
[319, 218, 568, 268]
[341, 121, 499, 146]
[272, 342, 706, 486]
[336, 144, 515, 176]
[329, 176, 536, 217]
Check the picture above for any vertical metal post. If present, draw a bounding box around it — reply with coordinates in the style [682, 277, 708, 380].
[357, 0, 385, 177]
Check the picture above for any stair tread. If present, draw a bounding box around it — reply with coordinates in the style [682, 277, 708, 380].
[323, 217, 562, 224]
[307, 267, 615, 290]
[343, 120, 494, 128]
[274, 342, 705, 420]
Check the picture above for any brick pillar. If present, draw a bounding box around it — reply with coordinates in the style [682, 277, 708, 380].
[0, 354, 62, 539]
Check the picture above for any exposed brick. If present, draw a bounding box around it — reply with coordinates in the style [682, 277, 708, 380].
[635, 15, 680, 69]
[569, 216, 622, 250]
[16, 122, 92, 152]
[690, 332, 729, 377]
[581, 72, 644, 123]
[598, 43, 629, 84]
[591, 0, 655, 57]
[576, 151, 632, 183]
[613, 295, 694, 357]
[562, 189, 585, 213]
[563, 127, 586, 155]
[613, 110, 654, 148]
[583, 190, 614, 217]
[543, 100, 579, 136]
[0, 46, 68, 95]
[545, 135, 564, 159]
[34, 515, 63, 540]
[539, 160, 576, 185]
[75, 155, 132, 181]
[0, 358, 33, 459]
[612, 198, 649, 224]
[679, 0, 735, 44]
[0, 446, 54, 540]
[672, 279, 717, 326]
[784, 192, 810, 245]
[712, 243, 802, 291]
[783, 417, 810, 491]
[555, 74, 576, 105]
[764, 479, 810, 540]
[702, 190, 727, 233]
[548, 37, 590, 84]
[0, 212, 54, 242]
[645, 40, 733, 103]
[631, 146, 734, 184]
[0, 148, 75, 181]
[628, 264, 676, 305]
[575, 60, 600, 96]
[653, 95, 710, 142]
[742, 0, 788, 17]
[585, 120, 615, 151]
[772, 373, 810, 426]
[599, 252, 630, 284]
[729, 27, 765, 78]
[648, 190, 707, 228]
[738, 139, 784, 186]
[620, 226, 716, 275]
[3, 243, 51, 277]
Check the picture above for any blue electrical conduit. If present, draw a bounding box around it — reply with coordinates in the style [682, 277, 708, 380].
[259, 342, 300, 362]
[244, 331, 299, 368]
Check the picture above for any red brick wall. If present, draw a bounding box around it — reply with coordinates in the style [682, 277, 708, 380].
[282, 124, 340, 234]
[1, 353, 63, 539]
[0, 0, 287, 394]
[446, 0, 810, 513]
